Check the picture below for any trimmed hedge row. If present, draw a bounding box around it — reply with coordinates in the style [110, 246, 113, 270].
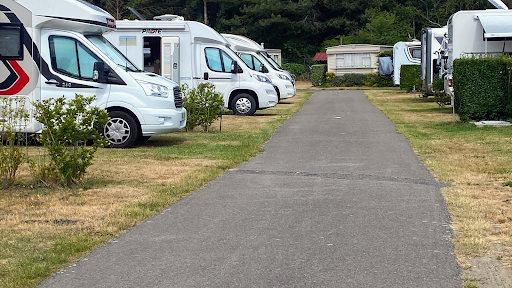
[282, 63, 310, 77]
[329, 73, 393, 87]
[400, 65, 421, 92]
[311, 64, 327, 86]
[453, 57, 512, 121]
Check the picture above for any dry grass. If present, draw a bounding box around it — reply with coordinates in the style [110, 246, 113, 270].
[365, 90, 512, 269]
[0, 91, 312, 288]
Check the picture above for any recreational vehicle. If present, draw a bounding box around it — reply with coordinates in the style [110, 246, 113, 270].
[421, 27, 447, 96]
[0, 0, 186, 148]
[222, 34, 295, 101]
[105, 15, 278, 116]
[392, 41, 421, 86]
[443, 8, 512, 98]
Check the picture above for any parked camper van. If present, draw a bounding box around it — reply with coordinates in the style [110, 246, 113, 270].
[0, 0, 186, 148]
[420, 27, 447, 96]
[222, 34, 295, 101]
[105, 15, 278, 116]
[392, 41, 421, 86]
[443, 9, 512, 98]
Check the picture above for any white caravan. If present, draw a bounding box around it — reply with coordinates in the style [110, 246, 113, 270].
[222, 33, 295, 101]
[443, 8, 512, 98]
[0, 0, 186, 148]
[392, 41, 421, 86]
[420, 26, 447, 96]
[105, 15, 278, 116]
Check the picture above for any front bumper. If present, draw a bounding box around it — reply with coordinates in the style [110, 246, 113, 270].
[139, 107, 186, 136]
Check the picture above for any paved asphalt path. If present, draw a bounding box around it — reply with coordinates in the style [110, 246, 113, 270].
[39, 90, 460, 288]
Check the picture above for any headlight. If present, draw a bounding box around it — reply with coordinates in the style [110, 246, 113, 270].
[136, 80, 169, 98]
[254, 74, 272, 84]
[277, 73, 291, 81]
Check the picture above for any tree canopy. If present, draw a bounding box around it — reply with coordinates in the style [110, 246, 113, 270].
[88, 0, 512, 62]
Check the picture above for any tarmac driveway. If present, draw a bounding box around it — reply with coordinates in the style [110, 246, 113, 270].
[39, 90, 460, 288]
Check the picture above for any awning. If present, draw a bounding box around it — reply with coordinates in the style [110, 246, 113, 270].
[476, 14, 512, 38]
[313, 52, 327, 61]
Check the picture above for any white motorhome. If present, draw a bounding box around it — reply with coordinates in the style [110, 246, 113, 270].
[0, 0, 186, 148]
[420, 26, 447, 96]
[443, 8, 512, 98]
[222, 33, 295, 101]
[105, 15, 278, 116]
[392, 41, 421, 86]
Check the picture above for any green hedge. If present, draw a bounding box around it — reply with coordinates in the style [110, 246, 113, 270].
[282, 63, 310, 77]
[400, 65, 421, 91]
[311, 64, 327, 86]
[453, 57, 512, 121]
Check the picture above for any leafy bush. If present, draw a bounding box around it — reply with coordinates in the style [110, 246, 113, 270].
[400, 65, 421, 91]
[311, 64, 327, 86]
[182, 83, 224, 132]
[343, 73, 369, 87]
[33, 94, 108, 186]
[453, 57, 511, 121]
[378, 50, 394, 58]
[331, 76, 344, 87]
[325, 72, 336, 83]
[282, 63, 310, 78]
[0, 97, 29, 187]
[366, 73, 394, 87]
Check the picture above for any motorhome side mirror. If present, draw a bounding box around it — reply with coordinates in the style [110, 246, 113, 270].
[231, 61, 239, 74]
[93, 61, 107, 83]
[259, 64, 269, 73]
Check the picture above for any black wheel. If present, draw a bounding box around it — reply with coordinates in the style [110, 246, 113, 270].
[231, 93, 257, 116]
[104, 111, 139, 148]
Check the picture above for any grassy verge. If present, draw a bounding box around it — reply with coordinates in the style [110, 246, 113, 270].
[0, 91, 312, 288]
[365, 90, 512, 268]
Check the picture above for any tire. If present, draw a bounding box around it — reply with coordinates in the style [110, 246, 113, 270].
[104, 111, 139, 148]
[276, 88, 281, 102]
[231, 93, 257, 116]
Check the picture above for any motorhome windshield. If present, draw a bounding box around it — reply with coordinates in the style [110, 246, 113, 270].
[262, 53, 283, 69]
[257, 52, 278, 70]
[86, 35, 140, 72]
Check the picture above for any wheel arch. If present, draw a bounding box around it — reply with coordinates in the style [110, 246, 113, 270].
[106, 106, 142, 137]
[228, 89, 259, 110]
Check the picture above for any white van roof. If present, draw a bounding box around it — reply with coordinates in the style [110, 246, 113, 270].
[222, 34, 263, 52]
[115, 18, 230, 46]
[13, 0, 115, 33]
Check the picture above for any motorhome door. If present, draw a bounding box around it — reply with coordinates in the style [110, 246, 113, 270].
[200, 45, 240, 97]
[162, 37, 180, 83]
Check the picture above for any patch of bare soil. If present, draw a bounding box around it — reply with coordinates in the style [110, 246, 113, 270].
[465, 254, 512, 287]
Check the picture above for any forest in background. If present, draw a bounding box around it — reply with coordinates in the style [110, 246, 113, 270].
[86, 0, 512, 63]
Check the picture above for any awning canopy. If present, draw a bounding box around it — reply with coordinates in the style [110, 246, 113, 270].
[477, 14, 512, 38]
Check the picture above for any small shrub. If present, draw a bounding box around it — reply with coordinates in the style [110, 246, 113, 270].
[33, 94, 108, 186]
[0, 97, 30, 186]
[331, 76, 344, 87]
[311, 64, 327, 86]
[366, 73, 394, 87]
[325, 72, 335, 83]
[343, 73, 369, 87]
[400, 65, 422, 91]
[182, 83, 224, 132]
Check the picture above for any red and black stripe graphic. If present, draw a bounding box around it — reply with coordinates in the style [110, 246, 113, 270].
[0, 4, 100, 95]
[0, 59, 30, 95]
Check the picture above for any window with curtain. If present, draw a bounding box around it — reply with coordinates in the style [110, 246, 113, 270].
[335, 53, 371, 68]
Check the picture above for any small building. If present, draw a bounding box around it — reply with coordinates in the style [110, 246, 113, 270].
[326, 44, 393, 76]
[312, 52, 327, 64]
[264, 48, 282, 65]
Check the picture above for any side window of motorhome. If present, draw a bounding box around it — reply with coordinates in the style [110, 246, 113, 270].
[49, 36, 100, 80]
[239, 54, 262, 71]
[240, 54, 254, 69]
[0, 24, 23, 60]
[409, 47, 421, 60]
[205, 48, 235, 73]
